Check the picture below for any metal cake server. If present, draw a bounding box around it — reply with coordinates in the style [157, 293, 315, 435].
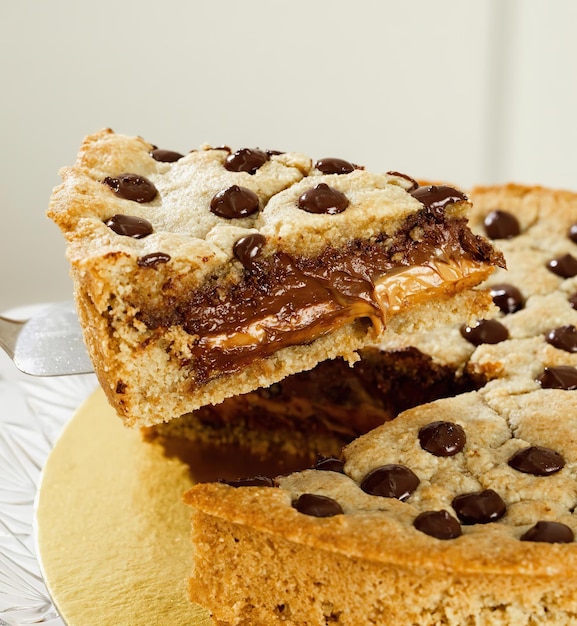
[0, 301, 94, 376]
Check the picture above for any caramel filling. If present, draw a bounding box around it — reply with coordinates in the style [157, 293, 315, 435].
[136, 213, 503, 382]
[196, 257, 492, 375]
[374, 257, 493, 318]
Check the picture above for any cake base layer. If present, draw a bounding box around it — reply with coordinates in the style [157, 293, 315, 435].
[190, 510, 577, 626]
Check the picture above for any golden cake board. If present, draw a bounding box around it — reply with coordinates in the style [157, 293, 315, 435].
[36, 388, 212, 626]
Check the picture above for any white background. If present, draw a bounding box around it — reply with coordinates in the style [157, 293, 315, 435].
[1, 0, 576, 312]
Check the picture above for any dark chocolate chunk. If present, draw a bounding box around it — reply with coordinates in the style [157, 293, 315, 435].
[220, 476, 276, 488]
[150, 148, 184, 162]
[418, 421, 466, 457]
[210, 185, 260, 219]
[360, 464, 420, 501]
[410, 185, 467, 213]
[452, 489, 506, 524]
[259, 382, 282, 399]
[312, 456, 345, 473]
[538, 365, 577, 390]
[105, 214, 153, 239]
[413, 510, 462, 540]
[490, 283, 525, 314]
[568, 223, 577, 244]
[521, 521, 574, 543]
[547, 254, 577, 278]
[297, 183, 349, 215]
[292, 493, 343, 518]
[508, 445, 565, 476]
[460, 319, 509, 346]
[224, 148, 269, 174]
[569, 292, 577, 310]
[483, 210, 521, 239]
[546, 325, 577, 353]
[386, 171, 419, 192]
[103, 173, 158, 203]
[314, 157, 355, 175]
[137, 252, 171, 268]
[233, 233, 266, 269]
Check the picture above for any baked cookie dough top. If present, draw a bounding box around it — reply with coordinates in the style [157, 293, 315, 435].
[379, 184, 577, 381]
[49, 128, 432, 266]
[49, 129, 503, 276]
[465, 185, 577, 393]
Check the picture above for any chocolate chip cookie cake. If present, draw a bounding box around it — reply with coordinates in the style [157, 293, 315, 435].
[48, 129, 501, 428]
[183, 183, 577, 624]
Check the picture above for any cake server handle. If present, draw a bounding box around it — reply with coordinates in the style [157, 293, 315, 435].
[0, 301, 94, 376]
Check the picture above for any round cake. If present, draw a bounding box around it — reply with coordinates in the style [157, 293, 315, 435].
[184, 183, 577, 625]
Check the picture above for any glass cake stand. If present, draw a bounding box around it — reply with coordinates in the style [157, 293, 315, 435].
[0, 305, 97, 626]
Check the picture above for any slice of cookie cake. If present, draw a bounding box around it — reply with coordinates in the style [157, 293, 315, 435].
[48, 130, 501, 428]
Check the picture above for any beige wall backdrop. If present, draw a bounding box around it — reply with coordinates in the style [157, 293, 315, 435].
[1, 0, 576, 312]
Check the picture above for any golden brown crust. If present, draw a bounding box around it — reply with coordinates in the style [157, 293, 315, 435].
[191, 515, 577, 625]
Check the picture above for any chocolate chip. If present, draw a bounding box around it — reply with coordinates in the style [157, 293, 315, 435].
[105, 214, 153, 238]
[521, 521, 574, 543]
[233, 233, 266, 269]
[103, 173, 158, 203]
[418, 421, 466, 457]
[547, 254, 577, 278]
[569, 292, 577, 310]
[546, 325, 577, 353]
[413, 510, 462, 540]
[483, 210, 521, 239]
[297, 183, 349, 215]
[410, 185, 467, 213]
[490, 283, 525, 314]
[292, 493, 343, 517]
[360, 464, 420, 501]
[150, 148, 184, 162]
[568, 223, 577, 244]
[220, 476, 276, 488]
[460, 319, 509, 346]
[452, 489, 506, 525]
[508, 446, 565, 476]
[137, 252, 171, 268]
[314, 157, 356, 175]
[258, 382, 282, 399]
[210, 185, 260, 219]
[386, 171, 419, 192]
[538, 365, 577, 390]
[312, 456, 345, 473]
[224, 148, 269, 174]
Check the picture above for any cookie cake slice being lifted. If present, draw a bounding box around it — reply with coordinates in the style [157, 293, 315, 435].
[48, 129, 503, 428]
